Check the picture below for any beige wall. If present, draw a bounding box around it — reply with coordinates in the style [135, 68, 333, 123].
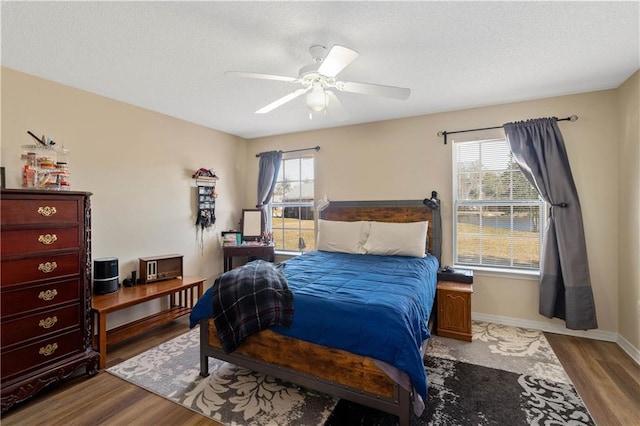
[2, 66, 636, 356]
[1, 67, 247, 328]
[246, 89, 623, 341]
[617, 70, 640, 351]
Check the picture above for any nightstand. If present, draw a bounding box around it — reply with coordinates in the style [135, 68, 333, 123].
[436, 281, 473, 342]
[222, 244, 275, 272]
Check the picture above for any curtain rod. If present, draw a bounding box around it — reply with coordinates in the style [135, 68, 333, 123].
[437, 115, 578, 145]
[256, 145, 320, 158]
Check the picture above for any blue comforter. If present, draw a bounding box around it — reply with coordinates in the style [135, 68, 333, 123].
[190, 250, 438, 401]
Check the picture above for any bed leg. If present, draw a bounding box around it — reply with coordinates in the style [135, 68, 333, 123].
[199, 320, 210, 377]
[397, 387, 411, 426]
[200, 353, 210, 377]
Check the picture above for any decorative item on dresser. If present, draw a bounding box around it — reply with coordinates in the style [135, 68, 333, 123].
[0, 189, 100, 413]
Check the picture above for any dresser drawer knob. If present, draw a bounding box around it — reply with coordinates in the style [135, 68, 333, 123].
[38, 234, 58, 245]
[38, 289, 58, 301]
[39, 316, 58, 329]
[37, 206, 58, 217]
[39, 343, 58, 356]
[38, 262, 58, 273]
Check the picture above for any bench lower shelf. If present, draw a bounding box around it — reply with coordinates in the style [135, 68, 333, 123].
[107, 306, 193, 346]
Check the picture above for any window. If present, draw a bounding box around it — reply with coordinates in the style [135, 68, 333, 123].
[269, 153, 315, 253]
[453, 138, 546, 271]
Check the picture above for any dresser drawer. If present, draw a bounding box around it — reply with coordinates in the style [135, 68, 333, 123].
[1, 227, 80, 256]
[1, 199, 80, 226]
[1, 279, 80, 318]
[1, 253, 79, 287]
[224, 245, 274, 257]
[1, 329, 83, 381]
[1, 305, 80, 348]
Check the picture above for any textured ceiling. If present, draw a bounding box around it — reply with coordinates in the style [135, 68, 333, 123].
[2, 2, 638, 139]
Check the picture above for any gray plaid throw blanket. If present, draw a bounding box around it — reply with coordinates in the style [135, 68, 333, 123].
[212, 260, 294, 353]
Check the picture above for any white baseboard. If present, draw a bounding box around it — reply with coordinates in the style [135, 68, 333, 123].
[471, 312, 613, 341]
[617, 333, 640, 366]
[472, 312, 640, 366]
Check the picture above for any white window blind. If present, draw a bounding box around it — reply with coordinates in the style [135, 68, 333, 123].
[454, 138, 546, 270]
[270, 154, 315, 253]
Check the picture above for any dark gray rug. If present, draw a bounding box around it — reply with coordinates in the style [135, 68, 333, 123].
[108, 321, 595, 425]
[328, 321, 595, 425]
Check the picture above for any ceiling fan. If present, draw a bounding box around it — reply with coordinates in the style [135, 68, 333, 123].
[225, 45, 411, 121]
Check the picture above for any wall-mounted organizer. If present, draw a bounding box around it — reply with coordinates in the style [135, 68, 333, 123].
[20, 144, 71, 190]
[192, 168, 218, 230]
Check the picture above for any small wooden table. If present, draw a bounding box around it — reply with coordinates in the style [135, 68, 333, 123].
[223, 244, 275, 272]
[91, 276, 204, 369]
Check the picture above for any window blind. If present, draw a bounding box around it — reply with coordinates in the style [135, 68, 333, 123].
[454, 139, 545, 270]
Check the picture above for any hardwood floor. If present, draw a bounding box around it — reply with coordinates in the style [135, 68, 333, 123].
[545, 333, 640, 426]
[2, 317, 217, 426]
[2, 318, 639, 425]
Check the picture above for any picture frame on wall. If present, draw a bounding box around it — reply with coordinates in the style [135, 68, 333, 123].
[1, 167, 5, 189]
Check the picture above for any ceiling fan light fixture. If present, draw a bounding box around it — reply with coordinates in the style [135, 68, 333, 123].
[228, 43, 410, 119]
[305, 84, 328, 112]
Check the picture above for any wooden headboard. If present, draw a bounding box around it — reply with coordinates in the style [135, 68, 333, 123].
[319, 199, 442, 264]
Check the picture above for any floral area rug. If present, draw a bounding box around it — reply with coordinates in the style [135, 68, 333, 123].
[107, 329, 337, 425]
[108, 322, 595, 426]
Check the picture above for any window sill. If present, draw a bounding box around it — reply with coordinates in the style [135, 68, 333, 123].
[454, 265, 540, 281]
[275, 250, 304, 258]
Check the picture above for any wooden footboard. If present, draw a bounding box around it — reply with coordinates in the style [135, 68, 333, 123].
[199, 319, 412, 425]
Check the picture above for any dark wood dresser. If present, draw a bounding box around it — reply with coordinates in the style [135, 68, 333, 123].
[1, 189, 99, 413]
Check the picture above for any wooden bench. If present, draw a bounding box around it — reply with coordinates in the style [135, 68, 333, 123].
[92, 276, 204, 369]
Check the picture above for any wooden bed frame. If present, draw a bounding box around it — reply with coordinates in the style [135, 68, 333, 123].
[199, 199, 441, 426]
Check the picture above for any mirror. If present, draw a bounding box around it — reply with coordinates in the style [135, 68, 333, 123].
[241, 209, 264, 242]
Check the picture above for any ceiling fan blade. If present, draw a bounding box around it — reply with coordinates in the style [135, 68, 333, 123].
[325, 91, 349, 121]
[337, 81, 411, 100]
[255, 88, 310, 114]
[317, 45, 359, 77]
[225, 71, 298, 83]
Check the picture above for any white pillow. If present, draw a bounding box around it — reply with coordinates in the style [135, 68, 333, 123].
[316, 220, 370, 254]
[363, 221, 428, 257]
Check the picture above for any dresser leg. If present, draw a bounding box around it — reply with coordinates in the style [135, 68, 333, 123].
[86, 352, 100, 376]
[96, 312, 107, 369]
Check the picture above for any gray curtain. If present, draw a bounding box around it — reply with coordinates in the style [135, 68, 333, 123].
[256, 151, 282, 229]
[503, 118, 597, 330]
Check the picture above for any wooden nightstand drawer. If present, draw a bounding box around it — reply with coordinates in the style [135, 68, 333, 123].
[1, 227, 80, 256]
